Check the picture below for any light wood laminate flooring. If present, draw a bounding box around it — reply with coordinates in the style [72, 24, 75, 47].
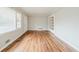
[4, 31, 72, 52]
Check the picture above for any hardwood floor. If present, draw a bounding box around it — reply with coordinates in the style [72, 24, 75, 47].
[3, 31, 73, 52]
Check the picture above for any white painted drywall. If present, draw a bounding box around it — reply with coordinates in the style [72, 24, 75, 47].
[22, 14, 28, 33]
[0, 8, 28, 49]
[50, 8, 79, 50]
[28, 16, 48, 30]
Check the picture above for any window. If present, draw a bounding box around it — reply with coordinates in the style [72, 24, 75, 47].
[0, 8, 16, 33]
[16, 12, 22, 28]
[0, 8, 22, 34]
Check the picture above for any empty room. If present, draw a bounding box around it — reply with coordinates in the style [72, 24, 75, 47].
[0, 7, 79, 52]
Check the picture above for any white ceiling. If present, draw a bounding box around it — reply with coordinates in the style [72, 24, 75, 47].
[20, 7, 62, 16]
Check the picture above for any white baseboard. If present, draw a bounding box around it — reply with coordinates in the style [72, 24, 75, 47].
[28, 29, 48, 31]
[0, 30, 28, 51]
[0, 38, 17, 51]
[1, 29, 78, 51]
[49, 29, 79, 52]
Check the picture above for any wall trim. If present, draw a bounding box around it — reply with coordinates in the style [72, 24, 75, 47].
[1, 29, 79, 52]
[0, 30, 28, 52]
[49, 29, 79, 52]
[28, 29, 48, 31]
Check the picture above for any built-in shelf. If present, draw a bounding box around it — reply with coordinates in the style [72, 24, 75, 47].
[48, 16, 54, 30]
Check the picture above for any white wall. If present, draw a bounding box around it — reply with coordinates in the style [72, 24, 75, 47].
[0, 8, 28, 50]
[22, 14, 28, 33]
[28, 16, 48, 30]
[50, 8, 79, 50]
